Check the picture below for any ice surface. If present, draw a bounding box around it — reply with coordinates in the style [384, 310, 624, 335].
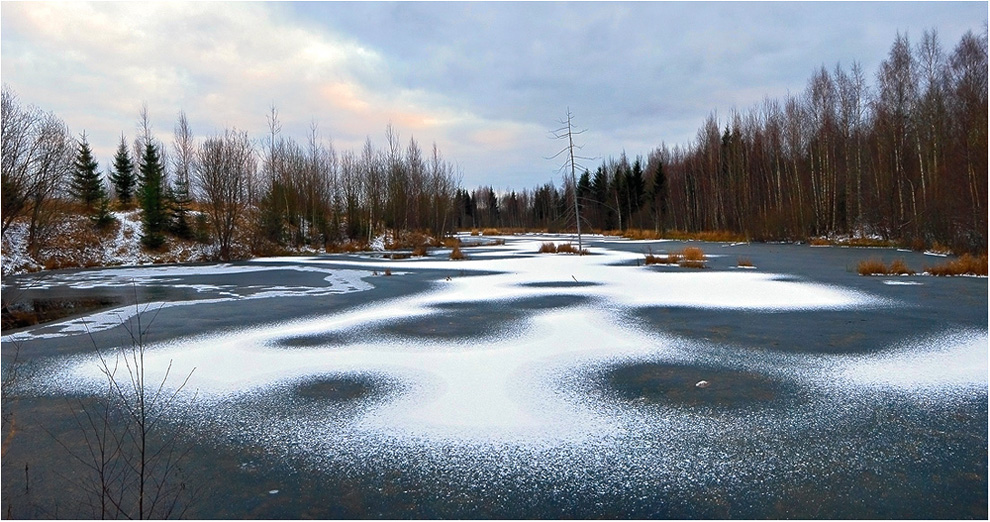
[835, 329, 988, 390]
[2, 264, 373, 342]
[15, 237, 987, 477]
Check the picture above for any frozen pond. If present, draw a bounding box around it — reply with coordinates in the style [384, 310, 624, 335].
[2, 235, 987, 518]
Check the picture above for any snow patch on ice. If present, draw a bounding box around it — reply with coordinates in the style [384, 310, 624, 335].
[835, 329, 988, 391]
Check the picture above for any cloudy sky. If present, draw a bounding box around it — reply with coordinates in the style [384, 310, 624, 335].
[2, 2, 985, 190]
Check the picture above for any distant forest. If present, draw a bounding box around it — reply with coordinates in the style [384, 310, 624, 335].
[2, 29, 986, 264]
[461, 29, 987, 253]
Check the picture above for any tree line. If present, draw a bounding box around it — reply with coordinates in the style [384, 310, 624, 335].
[460, 29, 987, 253]
[3, 29, 986, 261]
[1, 90, 463, 261]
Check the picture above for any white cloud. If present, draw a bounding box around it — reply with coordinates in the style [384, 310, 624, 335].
[1, 2, 494, 169]
[2, 1, 985, 189]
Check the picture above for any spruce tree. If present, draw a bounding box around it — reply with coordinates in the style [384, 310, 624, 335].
[110, 135, 137, 207]
[70, 133, 106, 211]
[139, 141, 167, 249]
[93, 188, 116, 229]
[169, 170, 193, 239]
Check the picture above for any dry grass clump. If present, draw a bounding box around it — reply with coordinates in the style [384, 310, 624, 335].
[412, 244, 429, 257]
[857, 258, 916, 276]
[643, 247, 705, 268]
[888, 259, 916, 275]
[682, 247, 705, 261]
[449, 244, 466, 260]
[841, 237, 897, 248]
[539, 242, 588, 255]
[678, 247, 707, 268]
[925, 253, 988, 276]
[737, 257, 754, 268]
[857, 258, 892, 275]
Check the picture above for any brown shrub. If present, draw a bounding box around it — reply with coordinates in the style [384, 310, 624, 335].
[682, 247, 706, 262]
[926, 253, 988, 276]
[857, 258, 890, 276]
[737, 257, 754, 268]
[888, 259, 915, 275]
[841, 237, 897, 248]
[449, 245, 466, 260]
[412, 244, 429, 257]
[644, 249, 703, 267]
[556, 243, 578, 254]
[539, 242, 558, 254]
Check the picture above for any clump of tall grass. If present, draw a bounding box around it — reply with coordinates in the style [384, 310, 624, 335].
[857, 258, 916, 276]
[888, 259, 915, 275]
[679, 247, 706, 268]
[449, 245, 466, 260]
[736, 257, 754, 268]
[925, 253, 988, 276]
[538, 242, 588, 255]
[643, 247, 705, 268]
[857, 258, 891, 275]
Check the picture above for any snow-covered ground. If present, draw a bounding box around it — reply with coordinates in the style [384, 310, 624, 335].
[1, 211, 213, 276]
[14, 236, 984, 459]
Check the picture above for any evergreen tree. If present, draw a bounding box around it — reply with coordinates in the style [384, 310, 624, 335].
[70, 133, 105, 210]
[110, 135, 137, 207]
[169, 172, 193, 239]
[577, 169, 592, 218]
[139, 141, 168, 249]
[92, 187, 116, 229]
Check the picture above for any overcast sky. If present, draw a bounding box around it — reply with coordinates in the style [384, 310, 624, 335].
[2, 2, 985, 190]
